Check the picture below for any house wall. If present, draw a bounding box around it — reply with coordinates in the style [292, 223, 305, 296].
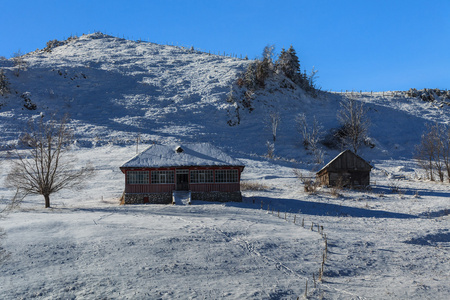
[190, 183, 240, 193]
[124, 193, 172, 204]
[317, 172, 329, 186]
[126, 184, 175, 194]
[122, 166, 243, 203]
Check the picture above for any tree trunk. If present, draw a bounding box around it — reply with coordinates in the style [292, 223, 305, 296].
[44, 194, 50, 208]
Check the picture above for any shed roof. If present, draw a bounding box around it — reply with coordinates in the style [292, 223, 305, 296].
[120, 143, 244, 169]
[317, 150, 372, 175]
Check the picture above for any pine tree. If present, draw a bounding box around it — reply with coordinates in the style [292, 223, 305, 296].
[275, 47, 288, 73]
[286, 45, 301, 83]
[255, 59, 269, 88]
[276, 45, 301, 85]
[244, 62, 257, 90]
[255, 45, 275, 88]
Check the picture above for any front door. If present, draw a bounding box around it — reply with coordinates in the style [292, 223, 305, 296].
[176, 169, 189, 191]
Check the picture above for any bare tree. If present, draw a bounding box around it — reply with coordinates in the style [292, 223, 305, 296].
[0, 69, 10, 96]
[416, 124, 438, 181]
[442, 126, 450, 182]
[433, 130, 445, 182]
[268, 111, 280, 142]
[296, 113, 324, 163]
[0, 152, 13, 264]
[337, 96, 370, 154]
[415, 123, 450, 182]
[6, 116, 94, 208]
[308, 66, 320, 98]
[0, 226, 8, 264]
[12, 50, 26, 77]
[266, 141, 275, 159]
[262, 44, 276, 63]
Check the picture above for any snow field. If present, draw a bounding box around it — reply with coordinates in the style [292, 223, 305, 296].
[0, 145, 448, 299]
[0, 33, 449, 299]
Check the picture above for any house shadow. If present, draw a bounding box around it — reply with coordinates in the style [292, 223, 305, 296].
[223, 196, 418, 219]
[404, 229, 450, 247]
[44, 196, 419, 221]
[373, 184, 450, 198]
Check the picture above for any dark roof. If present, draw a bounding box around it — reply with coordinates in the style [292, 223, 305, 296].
[317, 150, 372, 175]
[121, 143, 244, 169]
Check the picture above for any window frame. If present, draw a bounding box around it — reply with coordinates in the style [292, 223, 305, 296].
[214, 169, 239, 183]
[151, 170, 175, 184]
[126, 171, 149, 185]
[190, 169, 214, 184]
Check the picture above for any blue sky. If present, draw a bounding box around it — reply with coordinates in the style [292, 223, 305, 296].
[1, 0, 449, 91]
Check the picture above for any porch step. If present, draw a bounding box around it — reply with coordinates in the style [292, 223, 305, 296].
[172, 191, 191, 205]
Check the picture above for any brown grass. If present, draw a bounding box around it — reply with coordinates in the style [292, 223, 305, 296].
[240, 181, 269, 191]
[330, 176, 345, 197]
[294, 169, 320, 194]
[119, 191, 125, 205]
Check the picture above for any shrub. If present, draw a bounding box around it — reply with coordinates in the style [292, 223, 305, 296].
[240, 181, 269, 191]
[330, 176, 345, 197]
[20, 92, 36, 110]
[294, 169, 320, 194]
[0, 69, 10, 96]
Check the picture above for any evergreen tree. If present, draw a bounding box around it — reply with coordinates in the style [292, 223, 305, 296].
[275, 47, 287, 73]
[286, 45, 301, 84]
[276, 45, 301, 85]
[255, 45, 275, 88]
[244, 62, 257, 90]
[255, 59, 269, 88]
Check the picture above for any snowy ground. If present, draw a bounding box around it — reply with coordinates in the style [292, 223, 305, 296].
[0, 33, 449, 299]
[0, 146, 448, 299]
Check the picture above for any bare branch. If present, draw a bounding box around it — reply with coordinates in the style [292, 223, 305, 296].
[415, 123, 450, 182]
[269, 111, 280, 142]
[6, 116, 94, 208]
[336, 97, 370, 154]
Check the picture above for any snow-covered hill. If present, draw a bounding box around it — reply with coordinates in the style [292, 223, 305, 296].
[1, 32, 449, 161]
[0, 33, 449, 299]
[0, 33, 250, 147]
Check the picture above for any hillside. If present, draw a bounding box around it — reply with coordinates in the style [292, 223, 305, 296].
[1, 32, 449, 162]
[0, 33, 249, 147]
[0, 33, 449, 299]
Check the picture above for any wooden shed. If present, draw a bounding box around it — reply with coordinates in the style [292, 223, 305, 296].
[316, 150, 372, 187]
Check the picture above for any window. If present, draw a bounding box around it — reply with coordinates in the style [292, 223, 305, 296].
[127, 171, 149, 184]
[151, 170, 174, 184]
[190, 170, 214, 183]
[215, 169, 239, 183]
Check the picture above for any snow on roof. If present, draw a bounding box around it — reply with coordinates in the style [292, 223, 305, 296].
[121, 143, 244, 169]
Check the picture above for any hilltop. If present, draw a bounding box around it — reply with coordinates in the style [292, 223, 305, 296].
[1, 32, 449, 162]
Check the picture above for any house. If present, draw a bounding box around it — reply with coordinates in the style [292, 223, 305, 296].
[316, 150, 372, 187]
[120, 143, 245, 204]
